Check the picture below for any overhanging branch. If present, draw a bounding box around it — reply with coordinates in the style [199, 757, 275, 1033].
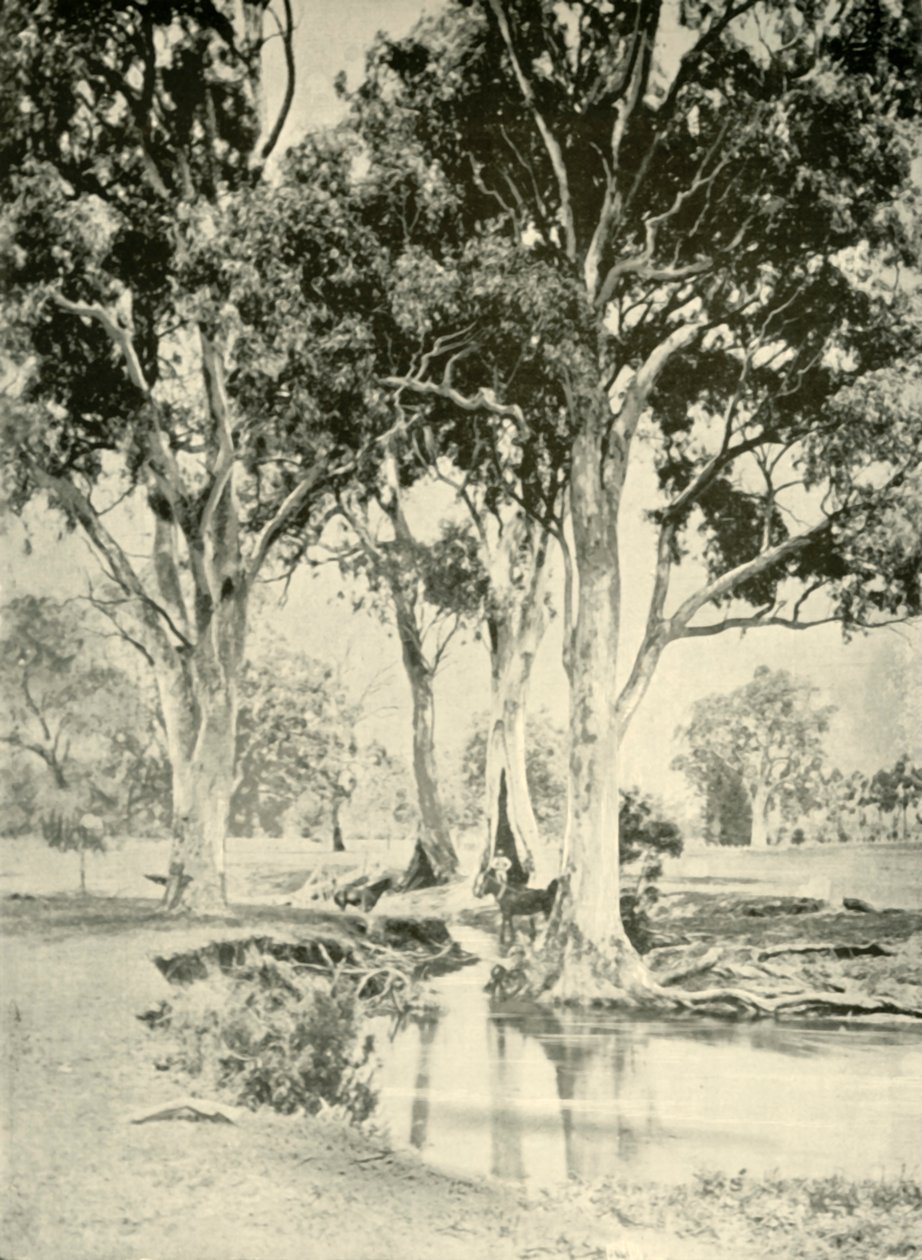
[383, 374, 526, 429]
[258, 0, 295, 165]
[51, 294, 151, 395]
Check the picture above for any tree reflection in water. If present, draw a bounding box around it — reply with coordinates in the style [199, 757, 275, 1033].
[408, 1015, 439, 1149]
[487, 1018, 525, 1179]
[513, 1009, 647, 1181]
[374, 936, 922, 1187]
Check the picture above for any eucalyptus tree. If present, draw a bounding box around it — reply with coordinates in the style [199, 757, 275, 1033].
[0, 2, 381, 911]
[382, 269, 572, 886]
[349, 0, 922, 998]
[251, 114, 571, 883]
[326, 487, 483, 882]
[0, 595, 166, 830]
[674, 666, 835, 849]
[319, 117, 576, 882]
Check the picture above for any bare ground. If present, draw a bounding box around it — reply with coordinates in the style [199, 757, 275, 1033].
[2, 893, 921, 1260]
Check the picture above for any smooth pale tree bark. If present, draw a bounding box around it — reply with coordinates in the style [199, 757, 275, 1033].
[372, 449, 461, 887]
[152, 501, 248, 912]
[160, 685, 239, 911]
[6, 1, 336, 915]
[36, 325, 327, 914]
[546, 408, 650, 1000]
[749, 783, 771, 850]
[391, 589, 459, 883]
[481, 513, 552, 884]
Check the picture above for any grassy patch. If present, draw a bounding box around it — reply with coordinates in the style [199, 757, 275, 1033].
[573, 1172, 922, 1259]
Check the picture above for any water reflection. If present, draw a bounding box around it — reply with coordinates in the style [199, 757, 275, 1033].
[374, 944, 922, 1188]
[409, 1015, 438, 1149]
[488, 1020, 525, 1179]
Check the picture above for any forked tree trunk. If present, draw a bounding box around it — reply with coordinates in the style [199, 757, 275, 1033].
[481, 515, 551, 885]
[538, 413, 650, 1001]
[157, 594, 246, 914]
[393, 598, 459, 886]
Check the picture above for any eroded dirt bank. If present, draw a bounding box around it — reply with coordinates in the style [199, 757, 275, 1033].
[2, 895, 920, 1260]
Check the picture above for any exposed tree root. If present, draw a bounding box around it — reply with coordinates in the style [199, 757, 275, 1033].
[663, 983, 922, 1022]
[758, 940, 896, 960]
[655, 946, 722, 987]
[496, 923, 922, 1023]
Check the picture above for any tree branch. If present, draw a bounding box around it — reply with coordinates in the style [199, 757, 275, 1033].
[383, 374, 527, 429]
[668, 520, 833, 637]
[484, 0, 577, 260]
[258, 0, 295, 165]
[198, 331, 239, 605]
[29, 466, 191, 652]
[245, 465, 328, 584]
[615, 521, 674, 737]
[86, 586, 156, 667]
[51, 294, 151, 394]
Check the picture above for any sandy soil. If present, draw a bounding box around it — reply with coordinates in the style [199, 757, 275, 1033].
[2, 893, 921, 1260]
[0, 897, 713, 1260]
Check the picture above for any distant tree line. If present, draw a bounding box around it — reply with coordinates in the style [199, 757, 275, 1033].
[674, 666, 922, 847]
[0, 596, 414, 850]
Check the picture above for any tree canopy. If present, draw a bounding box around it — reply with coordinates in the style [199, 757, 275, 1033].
[335, 0, 922, 996]
[0, 0, 399, 908]
[0, 595, 167, 832]
[674, 664, 835, 847]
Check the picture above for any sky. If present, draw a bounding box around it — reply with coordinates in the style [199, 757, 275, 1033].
[2, 0, 920, 826]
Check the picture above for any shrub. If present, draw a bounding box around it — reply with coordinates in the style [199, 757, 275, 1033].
[155, 951, 377, 1122]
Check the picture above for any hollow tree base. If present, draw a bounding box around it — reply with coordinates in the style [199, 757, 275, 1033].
[399, 838, 455, 892]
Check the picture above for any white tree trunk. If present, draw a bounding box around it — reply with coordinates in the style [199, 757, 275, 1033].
[392, 596, 459, 885]
[156, 593, 245, 913]
[482, 513, 552, 883]
[544, 414, 649, 1001]
[749, 782, 771, 849]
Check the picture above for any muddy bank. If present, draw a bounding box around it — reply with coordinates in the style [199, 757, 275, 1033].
[2, 896, 921, 1260]
[0, 905, 694, 1260]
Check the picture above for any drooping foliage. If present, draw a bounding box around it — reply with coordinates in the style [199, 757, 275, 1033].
[0, 0, 400, 908]
[334, 0, 922, 993]
[0, 595, 168, 833]
[345, 0, 922, 641]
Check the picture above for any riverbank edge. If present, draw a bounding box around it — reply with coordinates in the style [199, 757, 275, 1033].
[2, 893, 921, 1260]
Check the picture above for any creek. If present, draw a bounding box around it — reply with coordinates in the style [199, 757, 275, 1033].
[372, 927, 922, 1186]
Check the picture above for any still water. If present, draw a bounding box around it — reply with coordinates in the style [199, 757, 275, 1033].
[373, 929, 922, 1186]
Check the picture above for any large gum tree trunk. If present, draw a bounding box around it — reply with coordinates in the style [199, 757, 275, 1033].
[394, 598, 459, 887]
[156, 590, 246, 914]
[542, 415, 650, 1001]
[481, 515, 551, 884]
